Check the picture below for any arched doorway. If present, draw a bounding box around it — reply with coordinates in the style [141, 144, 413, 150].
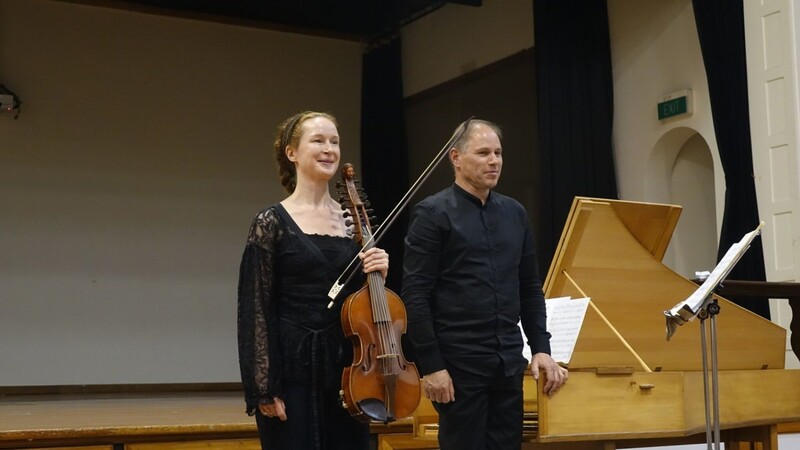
[646, 127, 717, 279]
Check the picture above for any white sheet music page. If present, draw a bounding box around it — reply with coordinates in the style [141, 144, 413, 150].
[667, 222, 764, 321]
[519, 296, 590, 365]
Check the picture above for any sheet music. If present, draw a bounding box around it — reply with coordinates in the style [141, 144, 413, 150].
[664, 222, 763, 339]
[519, 296, 589, 364]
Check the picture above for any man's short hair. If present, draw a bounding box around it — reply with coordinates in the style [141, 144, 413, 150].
[452, 119, 503, 153]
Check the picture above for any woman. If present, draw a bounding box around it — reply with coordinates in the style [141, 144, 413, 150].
[237, 111, 388, 450]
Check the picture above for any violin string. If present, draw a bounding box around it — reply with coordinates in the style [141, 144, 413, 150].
[361, 221, 399, 373]
[365, 268, 398, 369]
[368, 274, 390, 363]
[374, 278, 399, 371]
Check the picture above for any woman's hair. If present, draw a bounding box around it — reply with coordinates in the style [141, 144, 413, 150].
[273, 111, 338, 193]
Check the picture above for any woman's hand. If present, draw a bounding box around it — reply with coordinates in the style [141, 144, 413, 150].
[259, 396, 287, 421]
[360, 247, 389, 281]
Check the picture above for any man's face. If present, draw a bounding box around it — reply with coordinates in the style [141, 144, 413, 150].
[452, 123, 503, 195]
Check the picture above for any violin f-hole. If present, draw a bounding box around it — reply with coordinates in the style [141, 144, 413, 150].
[361, 343, 375, 372]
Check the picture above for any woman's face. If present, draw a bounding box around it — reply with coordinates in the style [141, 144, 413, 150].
[287, 116, 340, 182]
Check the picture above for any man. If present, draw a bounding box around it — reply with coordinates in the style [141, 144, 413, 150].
[401, 119, 567, 450]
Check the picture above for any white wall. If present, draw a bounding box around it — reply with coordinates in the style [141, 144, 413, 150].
[0, 0, 362, 385]
[663, 133, 717, 279]
[401, 0, 533, 96]
[606, 0, 724, 230]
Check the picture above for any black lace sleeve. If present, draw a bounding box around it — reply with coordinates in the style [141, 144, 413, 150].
[237, 208, 283, 415]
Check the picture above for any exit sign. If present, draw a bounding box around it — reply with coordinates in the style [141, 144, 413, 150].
[658, 89, 693, 120]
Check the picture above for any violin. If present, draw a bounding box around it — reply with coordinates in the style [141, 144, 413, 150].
[337, 163, 421, 423]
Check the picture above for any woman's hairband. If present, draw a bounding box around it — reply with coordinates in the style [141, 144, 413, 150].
[281, 113, 304, 152]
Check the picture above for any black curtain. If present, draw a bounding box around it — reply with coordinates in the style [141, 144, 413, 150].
[360, 36, 409, 292]
[692, 0, 769, 319]
[533, 0, 618, 276]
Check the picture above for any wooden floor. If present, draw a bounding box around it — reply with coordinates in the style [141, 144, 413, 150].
[0, 392, 256, 448]
[0, 391, 413, 449]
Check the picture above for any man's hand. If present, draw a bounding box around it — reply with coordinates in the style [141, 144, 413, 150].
[531, 353, 568, 396]
[422, 369, 455, 403]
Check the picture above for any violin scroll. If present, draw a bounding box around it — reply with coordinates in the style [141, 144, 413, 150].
[337, 163, 378, 243]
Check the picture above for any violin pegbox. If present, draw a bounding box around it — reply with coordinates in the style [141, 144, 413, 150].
[337, 163, 369, 243]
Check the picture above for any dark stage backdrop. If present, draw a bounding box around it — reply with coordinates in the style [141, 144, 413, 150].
[360, 36, 410, 293]
[403, 50, 546, 270]
[533, 0, 619, 274]
[692, 0, 769, 319]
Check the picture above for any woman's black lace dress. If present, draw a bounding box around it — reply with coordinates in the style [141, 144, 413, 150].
[237, 204, 368, 450]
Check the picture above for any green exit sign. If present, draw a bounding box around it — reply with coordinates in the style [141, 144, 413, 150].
[658, 89, 693, 120]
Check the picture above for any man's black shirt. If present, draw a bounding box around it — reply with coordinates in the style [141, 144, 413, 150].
[401, 184, 551, 377]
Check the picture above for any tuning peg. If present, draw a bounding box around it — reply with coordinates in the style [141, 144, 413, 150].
[338, 196, 347, 203]
[354, 179, 361, 185]
[345, 219, 353, 227]
[335, 181, 343, 188]
[345, 229, 353, 236]
[365, 209, 374, 215]
[369, 218, 379, 226]
[342, 211, 352, 218]
[363, 200, 371, 208]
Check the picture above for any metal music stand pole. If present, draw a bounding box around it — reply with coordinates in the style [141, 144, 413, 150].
[698, 295, 722, 450]
[664, 223, 762, 450]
